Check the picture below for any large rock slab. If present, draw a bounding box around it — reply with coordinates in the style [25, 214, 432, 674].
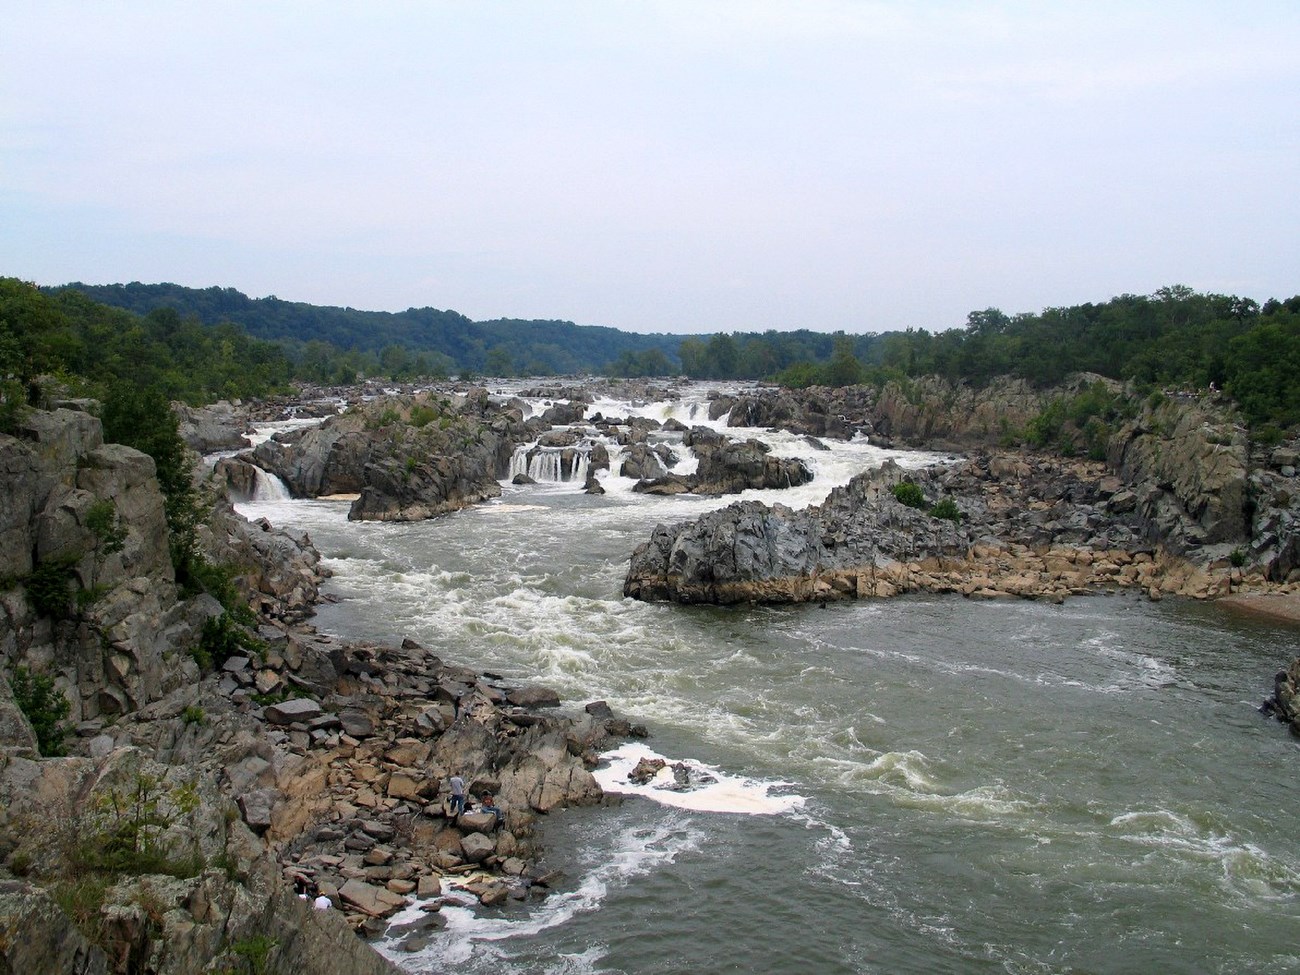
[264, 698, 325, 725]
[338, 878, 409, 917]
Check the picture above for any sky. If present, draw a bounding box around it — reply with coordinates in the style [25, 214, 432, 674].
[2, 2, 1297, 335]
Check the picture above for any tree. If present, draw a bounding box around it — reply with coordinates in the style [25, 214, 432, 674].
[484, 346, 515, 377]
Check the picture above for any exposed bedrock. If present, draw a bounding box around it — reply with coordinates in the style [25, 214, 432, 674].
[243, 389, 526, 521]
[624, 448, 1262, 605]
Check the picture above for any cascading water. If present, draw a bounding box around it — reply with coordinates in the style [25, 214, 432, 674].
[250, 466, 291, 501]
[509, 444, 594, 483]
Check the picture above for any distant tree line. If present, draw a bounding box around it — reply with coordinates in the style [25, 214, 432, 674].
[27, 278, 1300, 431]
[2, 278, 292, 409]
[636, 286, 1300, 431]
[54, 282, 684, 380]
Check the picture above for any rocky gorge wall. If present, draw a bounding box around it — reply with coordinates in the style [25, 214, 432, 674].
[628, 375, 1300, 605]
[0, 403, 643, 974]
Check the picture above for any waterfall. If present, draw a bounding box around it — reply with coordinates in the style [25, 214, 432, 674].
[251, 467, 292, 501]
[509, 443, 593, 483]
[530, 452, 563, 481]
[509, 445, 534, 480]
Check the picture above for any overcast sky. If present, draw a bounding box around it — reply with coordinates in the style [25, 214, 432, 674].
[3, 2, 1297, 335]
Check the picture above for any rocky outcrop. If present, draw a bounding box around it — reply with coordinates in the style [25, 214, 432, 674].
[174, 400, 250, 453]
[869, 376, 1048, 447]
[1261, 657, 1300, 736]
[0, 743, 403, 975]
[0, 406, 333, 728]
[0, 397, 648, 971]
[1108, 392, 1249, 550]
[624, 374, 1300, 605]
[722, 378, 1049, 447]
[619, 443, 675, 480]
[247, 390, 525, 522]
[198, 499, 326, 625]
[0, 408, 196, 725]
[725, 386, 865, 440]
[0, 621, 642, 968]
[624, 454, 1231, 605]
[686, 428, 814, 495]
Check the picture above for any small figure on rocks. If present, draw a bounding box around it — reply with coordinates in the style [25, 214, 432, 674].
[312, 886, 332, 911]
[448, 773, 466, 816]
[480, 792, 504, 828]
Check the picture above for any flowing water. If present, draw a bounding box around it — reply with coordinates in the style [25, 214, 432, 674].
[235, 387, 1300, 975]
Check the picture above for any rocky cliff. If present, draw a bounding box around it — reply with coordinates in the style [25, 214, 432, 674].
[246, 389, 522, 521]
[626, 376, 1289, 605]
[0, 403, 639, 974]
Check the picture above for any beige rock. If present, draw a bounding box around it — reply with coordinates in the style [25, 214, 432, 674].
[338, 878, 408, 917]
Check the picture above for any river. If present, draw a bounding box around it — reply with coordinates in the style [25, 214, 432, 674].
[234, 385, 1300, 975]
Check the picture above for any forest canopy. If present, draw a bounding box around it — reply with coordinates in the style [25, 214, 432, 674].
[18, 278, 1300, 431]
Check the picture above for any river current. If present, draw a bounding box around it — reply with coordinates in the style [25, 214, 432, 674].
[234, 386, 1300, 975]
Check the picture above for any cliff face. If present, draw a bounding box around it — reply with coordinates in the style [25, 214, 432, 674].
[626, 377, 1287, 606]
[0, 402, 637, 974]
[0, 408, 198, 724]
[249, 389, 521, 521]
[1109, 393, 1250, 550]
[723, 376, 1054, 448]
[869, 375, 1049, 447]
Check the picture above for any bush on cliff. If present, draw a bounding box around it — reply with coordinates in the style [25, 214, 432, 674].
[930, 498, 962, 523]
[9, 665, 70, 757]
[193, 613, 263, 672]
[23, 558, 77, 621]
[891, 481, 925, 509]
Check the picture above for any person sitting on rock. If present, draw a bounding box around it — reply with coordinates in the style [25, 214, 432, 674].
[448, 773, 466, 816]
[479, 792, 503, 828]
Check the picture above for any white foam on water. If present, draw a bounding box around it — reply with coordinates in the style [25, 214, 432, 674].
[244, 416, 329, 447]
[808, 749, 1035, 820]
[249, 466, 291, 501]
[378, 819, 703, 973]
[473, 502, 549, 514]
[1106, 807, 1300, 900]
[593, 741, 805, 815]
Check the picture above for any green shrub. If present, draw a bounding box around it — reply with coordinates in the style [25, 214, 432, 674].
[24, 558, 77, 620]
[230, 934, 279, 975]
[181, 705, 205, 726]
[85, 499, 127, 557]
[9, 665, 71, 756]
[891, 481, 925, 509]
[193, 613, 263, 672]
[1254, 424, 1286, 448]
[51, 874, 111, 948]
[1082, 416, 1111, 461]
[0, 379, 27, 435]
[78, 774, 203, 878]
[1025, 398, 1066, 449]
[186, 560, 254, 623]
[930, 498, 962, 523]
[409, 404, 438, 428]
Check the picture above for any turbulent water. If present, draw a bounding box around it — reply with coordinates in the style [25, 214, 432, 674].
[235, 386, 1300, 975]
